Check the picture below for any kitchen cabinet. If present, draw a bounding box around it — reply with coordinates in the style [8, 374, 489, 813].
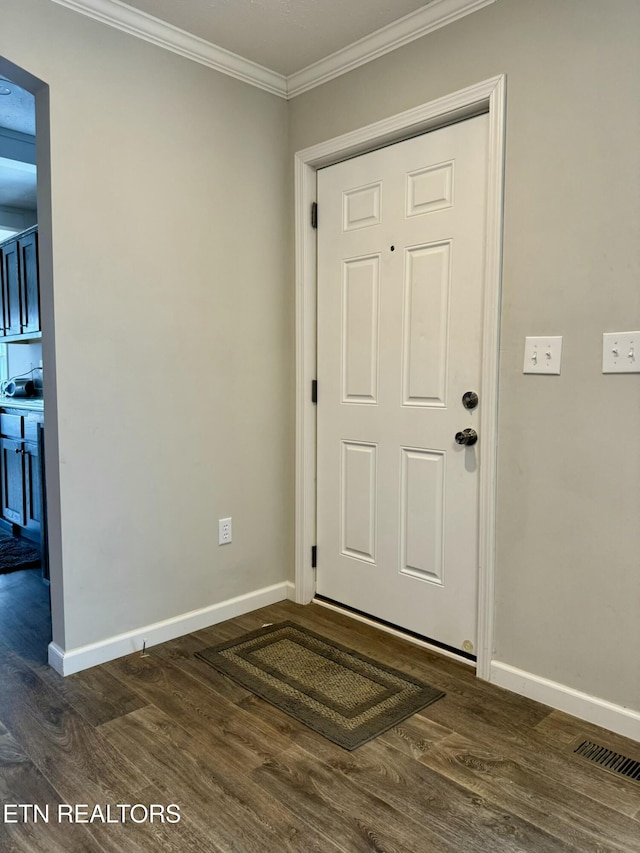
[1, 436, 27, 526]
[0, 408, 44, 543]
[0, 226, 41, 341]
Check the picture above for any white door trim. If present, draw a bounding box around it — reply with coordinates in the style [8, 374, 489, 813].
[294, 75, 506, 680]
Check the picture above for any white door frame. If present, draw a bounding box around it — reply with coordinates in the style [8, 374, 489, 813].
[294, 75, 506, 681]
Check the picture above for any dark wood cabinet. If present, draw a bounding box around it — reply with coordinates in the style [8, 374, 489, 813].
[25, 435, 42, 538]
[19, 230, 40, 337]
[0, 409, 44, 543]
[0, 226, 41, 341]
[1, 436, 27, 526]
[1, 240, 21, 337]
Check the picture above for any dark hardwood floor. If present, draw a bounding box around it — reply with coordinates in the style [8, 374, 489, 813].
[1, 569, 639, 852]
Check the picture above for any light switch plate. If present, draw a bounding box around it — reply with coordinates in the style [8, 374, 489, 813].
[602, 332, 640, 373]
[523, 336, 563, 374]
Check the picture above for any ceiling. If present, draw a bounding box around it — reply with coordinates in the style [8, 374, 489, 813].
[121, 0, 434, 76]
[0, 158, 37, 210]
[0, 78, 37, 214]
[0, 78, 35, 137]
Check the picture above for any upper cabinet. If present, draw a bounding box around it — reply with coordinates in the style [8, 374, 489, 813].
[0, 226, 41, 342]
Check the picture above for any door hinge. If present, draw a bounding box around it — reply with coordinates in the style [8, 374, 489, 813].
[311, 545, 317, 568]
[311, 202, 318, 229]
[311, 379, 318, 404]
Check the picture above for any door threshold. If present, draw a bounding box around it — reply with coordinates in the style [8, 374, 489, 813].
[313, 595, 476, 668]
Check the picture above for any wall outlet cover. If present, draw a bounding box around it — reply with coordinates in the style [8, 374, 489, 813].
[218, 517, 232, 545]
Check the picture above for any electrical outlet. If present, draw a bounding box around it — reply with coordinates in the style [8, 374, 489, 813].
[218, 517, 232, 545]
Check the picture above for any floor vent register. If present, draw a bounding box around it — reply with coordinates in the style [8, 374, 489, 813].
[574, 739, 640, 783]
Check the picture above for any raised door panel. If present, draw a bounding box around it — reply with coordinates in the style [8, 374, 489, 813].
[25, 441, 42, 534]
[406, 161, 454, 216]
[343, 182, 382, 231]
[0, 246, 6, 336]
[1, 438, 27, 526]
[402, 242, 451, 408]
[342, 256, 380, 404]
[1, 241, 21, 337]
[341, 441, 377, 563]
[400, 448, 445, 584]
[19, 232, 40, 336]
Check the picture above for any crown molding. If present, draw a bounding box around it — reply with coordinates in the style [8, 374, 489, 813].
[50, 0, 495, 100]
[49, 0, 288, 98]
[287, 0, 496, 97]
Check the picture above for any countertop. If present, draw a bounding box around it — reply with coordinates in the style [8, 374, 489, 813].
[0, 396, 44, 412]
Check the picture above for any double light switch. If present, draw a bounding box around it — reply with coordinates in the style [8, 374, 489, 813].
[522, 333, 640, 374]
[602, 332, 640, 373]
[523, 337, 563, 374]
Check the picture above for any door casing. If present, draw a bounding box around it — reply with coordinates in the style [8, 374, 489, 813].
[294, 75, 506, 680]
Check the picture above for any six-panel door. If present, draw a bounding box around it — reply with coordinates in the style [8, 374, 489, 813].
[316, 115, 488, 654]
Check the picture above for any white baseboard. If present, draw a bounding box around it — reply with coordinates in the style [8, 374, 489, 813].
[490, 661, 640, 743]
[285, 580, 296, 601]
[48, 581, 289, 676]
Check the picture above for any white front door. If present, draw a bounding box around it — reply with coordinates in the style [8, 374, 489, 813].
[316, 115, 488, 656]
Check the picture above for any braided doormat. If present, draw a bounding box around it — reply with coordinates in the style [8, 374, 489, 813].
[196, 621, 444, 750]
[0, 531, 41, 574]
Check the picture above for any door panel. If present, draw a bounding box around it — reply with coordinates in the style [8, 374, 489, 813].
[25, 440, 42, 532]
[20, 232, 40, 336]
[343, 182, 382, 230]
[1, 242, 21, 337]
[399, 447, 445, 584]
[402, 241, 451, 407]
[316, 115, 488, 654]
[342, 256, 380, 403]
[341, 440, 377, 563]
[1, 438, 27, 526]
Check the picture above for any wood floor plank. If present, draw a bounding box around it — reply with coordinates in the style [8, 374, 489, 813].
[77, 783, 218, 853]
[375, 711, 453, 759]
[421, 730, 640, 853]
[535, 712, 640, 824]
[253, 717, 581, 853]
[535, 709, 640, 762]
[0, 570, 51, 667]
[238, 690, 454, 762]
[101, 703, 344, 853]
[105, 650, 291, 774]
[0, 722, 107, 853]
[0, 645, 218, 853]
[150, 634, 252, 704]
[422, 697, 640, 818]
[251, 744, 464, 853]
[33, 664, 148, 728]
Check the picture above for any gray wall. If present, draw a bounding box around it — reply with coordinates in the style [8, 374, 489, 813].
[1, 0, 291, 650]
[289, 0, 640, 709]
